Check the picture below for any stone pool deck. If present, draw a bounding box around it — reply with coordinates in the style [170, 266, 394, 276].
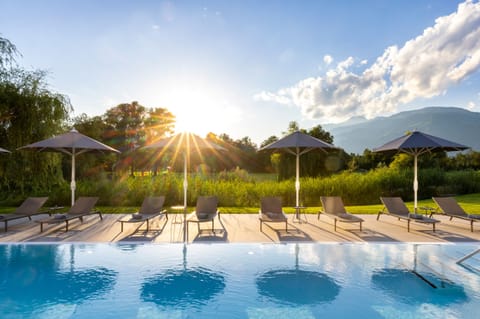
[1, 213, 480, 243]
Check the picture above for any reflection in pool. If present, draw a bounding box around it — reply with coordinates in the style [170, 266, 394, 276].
[256, 269, 340, 305]
[0, 245, 117, 315]
[371, 268, 469, 305]
[0, 243, 478, 319]
[141, 267, 225, 308]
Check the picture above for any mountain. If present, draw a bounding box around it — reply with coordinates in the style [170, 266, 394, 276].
[324, 107, 480, 154]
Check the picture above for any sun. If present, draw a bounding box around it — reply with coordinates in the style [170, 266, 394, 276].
[163, 84, 242, 137]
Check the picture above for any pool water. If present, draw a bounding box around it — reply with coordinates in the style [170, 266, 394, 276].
[0, 243, 479, 319]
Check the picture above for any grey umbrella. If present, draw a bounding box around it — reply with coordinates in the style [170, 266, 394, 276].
[373, 131, 468, 212]
[259, 131, 339, 220]
[18, 129, 120, 206]
[142, 132, 225, 241]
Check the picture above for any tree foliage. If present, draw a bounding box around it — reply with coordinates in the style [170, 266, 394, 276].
[0, 69, 71, 199]
[100, 101, 175, 175]
[263, 121, 344, 180]
[0, 34, 19, 71]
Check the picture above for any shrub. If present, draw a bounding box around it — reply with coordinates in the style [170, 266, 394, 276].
[19, 168, 480, 207]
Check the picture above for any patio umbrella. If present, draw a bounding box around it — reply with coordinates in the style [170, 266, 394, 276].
[18, 129, 120, 206]
[259, 131, 338, 220]
[373, 131, 468, 213]
[0, 147, 10, 153]
[142, 132, 225, 242]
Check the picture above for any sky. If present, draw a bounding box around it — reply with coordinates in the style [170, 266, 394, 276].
[1, 0, 480, 145]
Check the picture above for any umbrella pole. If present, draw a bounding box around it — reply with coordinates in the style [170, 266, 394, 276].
[295, 149, 300, 220]
[71, 150, 76, 207]
[413, 154, 418, 213]
[183, 152, 188, 242]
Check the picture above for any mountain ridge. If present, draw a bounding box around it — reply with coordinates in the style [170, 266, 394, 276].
[324, 107, 479, 154]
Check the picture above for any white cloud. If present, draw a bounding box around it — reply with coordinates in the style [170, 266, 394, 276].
[467, 101, 476, 110]
[253, 90, 292, 105]
[323, 55, 333, 65]
[255, 0, 480, 122]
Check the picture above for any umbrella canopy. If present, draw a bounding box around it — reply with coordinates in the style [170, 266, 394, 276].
[142, 132, 225, 241]
[0, 147, 10, 153]
[18, 129, 120, 206]
[259, 131, 338, 219]
[373, 131, 468, 212]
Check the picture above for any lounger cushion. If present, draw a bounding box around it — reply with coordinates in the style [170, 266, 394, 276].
[409, 214, 424, 220]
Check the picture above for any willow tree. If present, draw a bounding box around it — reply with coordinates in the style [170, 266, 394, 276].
[0, 36, 71, 200]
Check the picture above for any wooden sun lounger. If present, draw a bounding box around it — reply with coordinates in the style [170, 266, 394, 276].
[378, 197, 439, 232]
[0, 197, 48, 231]
[318, 196, 363, 231]
[187, 196, 220, 236]
[259, 197, 288, 232]
[38, 197, 102, 232]
[119, 196, 167, 232]
[432, 197, 480, 232]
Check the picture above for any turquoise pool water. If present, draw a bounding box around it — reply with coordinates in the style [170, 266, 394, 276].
[0, 243, 479, 318]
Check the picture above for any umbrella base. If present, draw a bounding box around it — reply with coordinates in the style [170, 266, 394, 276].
[292, 207, 308, 224]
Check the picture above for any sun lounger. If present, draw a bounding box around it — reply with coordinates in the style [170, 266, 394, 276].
[432, 197, 480, 232]
[119, 196, 167, 232]
[318, 196, 363, 231]
[378, 197, 439, 232]
[0, 197, 48, 231]
[187, 196, 220, 236]
[38, 197, 101, 232]
[259, 197, 288, 232]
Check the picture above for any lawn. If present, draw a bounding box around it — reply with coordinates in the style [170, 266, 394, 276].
[106, 193, 480, 214]
[2, 193, 480, 215]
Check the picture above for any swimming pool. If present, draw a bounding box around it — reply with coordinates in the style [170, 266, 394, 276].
[0, 243, 479, 318]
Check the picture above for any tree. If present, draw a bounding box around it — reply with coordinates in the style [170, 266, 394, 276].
[103, 102, 176, 176]
[0, 35, 19, 71]
[0, 68, 71, 198]
[72, 114, 116, 179]
[259, 135, 278, 172]
[144, 107, 175, 144]
[275, 122, 340, 180]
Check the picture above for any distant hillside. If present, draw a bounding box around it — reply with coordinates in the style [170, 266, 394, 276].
[324, 107, 480, 154]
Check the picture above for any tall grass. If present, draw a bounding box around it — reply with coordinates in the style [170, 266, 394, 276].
[61, 167, 480, 207]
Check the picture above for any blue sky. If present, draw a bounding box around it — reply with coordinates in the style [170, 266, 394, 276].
[1, 0, 479, 145]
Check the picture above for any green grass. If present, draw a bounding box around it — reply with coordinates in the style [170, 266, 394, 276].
[345, 193, 480, 214]
[2, 193, 480, 215]
[98, 192, 480, 215]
